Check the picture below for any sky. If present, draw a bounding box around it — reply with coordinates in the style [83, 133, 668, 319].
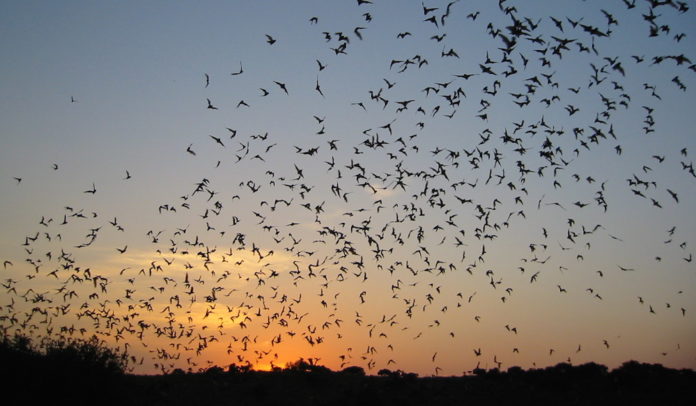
[1, 0, 695, 376]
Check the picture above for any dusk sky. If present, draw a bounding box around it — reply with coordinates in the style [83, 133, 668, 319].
[1, 0, 695, 376]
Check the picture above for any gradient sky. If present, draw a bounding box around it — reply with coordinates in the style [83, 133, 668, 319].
[1, 0, 695, 376]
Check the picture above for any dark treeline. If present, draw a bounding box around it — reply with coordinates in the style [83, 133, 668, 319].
[2, 334, 694, 406]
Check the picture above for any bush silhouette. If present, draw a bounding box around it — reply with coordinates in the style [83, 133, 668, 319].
[342, 365, 366, 376]
[284, 358, 331, 374]
[1, 333, 130, 405]
[42, 335, 129, 376]
[1, 333, 129, 377]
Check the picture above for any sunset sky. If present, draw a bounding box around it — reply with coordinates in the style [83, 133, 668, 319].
[1, 0, 695, 376]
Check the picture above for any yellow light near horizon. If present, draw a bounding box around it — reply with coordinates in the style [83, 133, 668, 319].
[252, 360, 286, 372]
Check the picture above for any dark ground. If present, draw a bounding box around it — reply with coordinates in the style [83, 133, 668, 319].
[2, 336, 695, 405]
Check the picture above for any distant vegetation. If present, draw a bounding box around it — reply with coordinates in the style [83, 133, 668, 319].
[1, 332, 130, 375]
[1, 334, 694, 405]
